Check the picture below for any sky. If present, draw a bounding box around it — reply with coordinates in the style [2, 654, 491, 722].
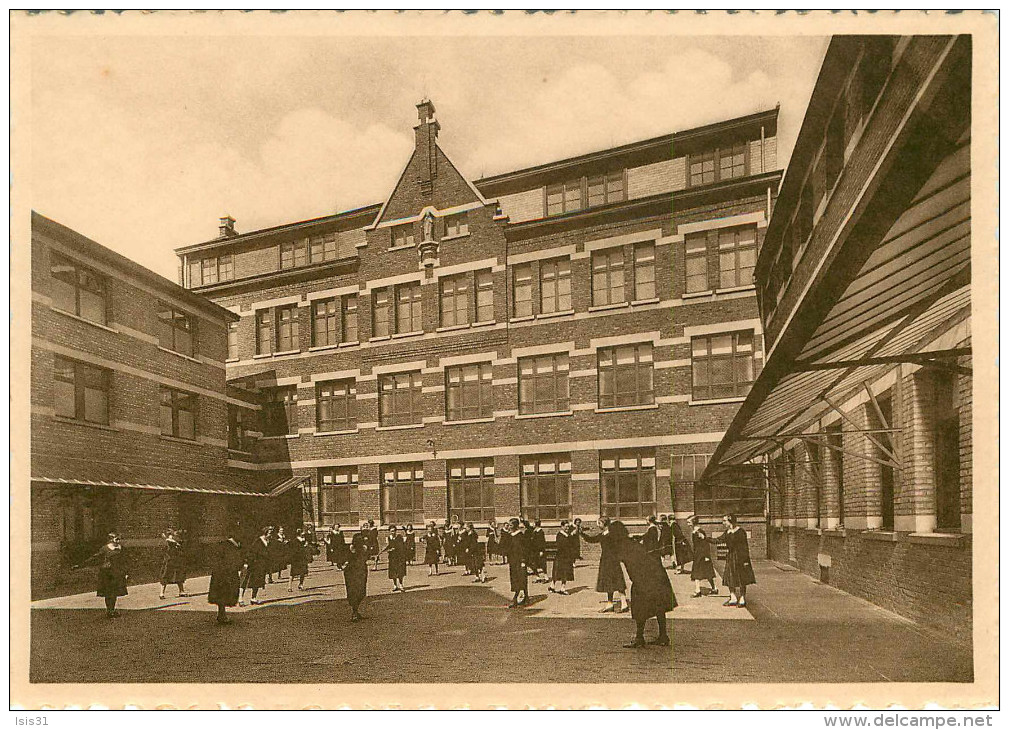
[29, 32, 829, 280]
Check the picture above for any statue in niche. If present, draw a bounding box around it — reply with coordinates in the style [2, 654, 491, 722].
[422, 210, 436, 242]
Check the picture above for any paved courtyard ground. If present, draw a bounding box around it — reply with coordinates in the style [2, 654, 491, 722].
[30, 558, 972, 684]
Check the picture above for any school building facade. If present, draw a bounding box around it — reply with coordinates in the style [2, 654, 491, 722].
[29, 212, 303, 598]
[701, 36, 973, 643]
[176, 101, 781, 548]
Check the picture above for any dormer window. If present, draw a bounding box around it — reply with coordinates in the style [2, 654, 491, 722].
[545, 171, 625, 217]
[391, 223, 416, 249]
[689, 142, 749, 187]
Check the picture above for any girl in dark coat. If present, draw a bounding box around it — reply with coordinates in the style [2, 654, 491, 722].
[366, 521, 381, 571]
[422, 523, 442, 575]
[486, 523, 499, 564]
[463, 523, 486, 582]
[572, 518, 583, 562]
[288, 529, 316, 591]
[208, 534, 245, 623]
[580, 518, 628, 613]
[717, 514, 756, 607]
[324, 526, 340, 565]
[549, 521, 577, 594]
[505, 519, 529, 607]
[75, 532, 128, 618]
[383, 525, 408, 592]
[687, 515, 717, 597]
[530, 520, 548, 583]
[404, 524, 417, 565]
[158, 529, 187, 599]
[242, 527, 271, 605]
[659, 515, 674, 564]
[443, 527, 458, 567]
[497, 526, 511, 566]
[269, 526, 289, 582]
[343, 531, 369, 621]
[672, 519, 693, 574]
[611, 521, 676, 648]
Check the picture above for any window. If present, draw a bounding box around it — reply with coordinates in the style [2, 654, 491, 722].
[372, 289, 391, 338]
[826, 423, 844, 525]
[440, 274, 470, 327]
[381, 463, 424, 525]
[53, 355, 110, 425]
[379, 371, 423, 427]
[601, 450, 656, 519]
[280, 240, 308, 269]
[598, 343, 654, 409]
[475, 269, 494, 323]
[312, 298, 339, 348]
[718, 226, 757, 289]
[691, 331, 755, 401]
[933, 373, 961, 531]
[685, 233, 709, 294]
[228, 404, 254, 452]
[591, 248, 625, 306]
[807, 440, 822, 527]
[160, 387, 197, 440]
[877, 393, 895, 531]
[157, 306, 195, 357]
[546, 171, 624, 216]
[59, 486, 116, 549]
[445, 212, 469, 237]
[319, 468, 359, 526]
[691, 465, 765, 517]
[391, 224, 415, 249]
[195, 255, 233, 286]
[540, 257, 572, 314]
[276, 305, 300, 352]
[188, 259, 201, 288]
[518, 353, 569, 415]
[690, 144, 749, 187]
[263, 386, 298, 436]
[445, 362, 493, 422]
[672, 454, 711, 485]
[227, 321, 239, 361]
[395, 282, 422, 334]
[50, 253, 107, 325]
[448, 459, 495, 523]
[309, 232, 340, 262]
[633, 242, 656, 300]
[520, 455, 571, 521]
[342, 293, 359, 343]
[512, 264, 533, 318]
[316, 379, 356, 432]
[256, 309, 273, 355]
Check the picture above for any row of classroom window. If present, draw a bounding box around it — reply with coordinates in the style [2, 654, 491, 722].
[188, 145, 758, 287]
[312, 451, 763, 526]
[229, 333, 757, 444]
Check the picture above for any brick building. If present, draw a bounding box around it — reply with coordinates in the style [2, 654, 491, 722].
[700, 36, 972, 644]
[176, 101, 782, 548]
[30, 212, 303, 598]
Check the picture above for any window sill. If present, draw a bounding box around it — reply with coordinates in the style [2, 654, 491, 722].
[156, 345, 202, 364]
[804, 527, 823, 535]
[308, 344, 341, 353]
[314, 428, 359, 437]
[688, 396, 748, 406]
[391, 331, 424, 340]
[716, 284, 757, 296]
[588, 302, 629, 313]
[436, 324, 471, 333]
[339, 341, 361, 348]
[631, 297, 660, 306]
[225, 357, 239, 364]
[682, 290, 714, 300]
[369, 335, 392, 343]
[908, 532, 968, 548]
[387, 243, 416, 252]
[514, 410, 574, 420]
[860, 530, 898, 543]
[159, 434, 201, 445]
[52, 415, 118, 432]
[441, 232, 470, 242]
[471, 320, 497, 328]
[595, 403, 659, 414]
[227, 448, 254, 456]
[443, 416, 496, 426]
[273, 349, 301, 356]
[509, 315, 535, 323]
[536, 310, 575, 320]
[50, 306, 119, 334]
[260, 434, 300, 440]
[375, 423, 425, 432]
[253, 353, 274, 359]
[821, 528, 847, 538]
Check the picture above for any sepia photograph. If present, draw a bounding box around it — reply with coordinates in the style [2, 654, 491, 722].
[9, 9, 998, 710]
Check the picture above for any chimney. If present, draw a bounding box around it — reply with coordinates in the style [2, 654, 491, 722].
[219, 215, 237, 238]
[414, 99, 440, 190]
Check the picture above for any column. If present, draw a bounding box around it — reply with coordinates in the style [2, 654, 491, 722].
[494, 454, 521, 522]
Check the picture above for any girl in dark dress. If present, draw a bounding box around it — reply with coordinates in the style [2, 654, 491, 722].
[208, 534, 245, 623]
[610, 521, 676, 648]
[444, 526, 458, 567]
[485, 523, 498, 564]
[579, 518, 628, 613]
[270, 526, 289, 583]
[383, 524, 408, 592]
[288, 528, 316, 591]
[505, 519, 529, 607]
[75, 532, 128, 618]
[571, 518, 583, 563]
[242, 527, 271, 605]
[158, 529, 187, 599]
[530, 520, 548, 583]
[404, 524, 417, 565]
[672, 519, 693, 574]
[659, 515, 674, 566]
[343, 531, 369, 621]
[463, 523, 486, 582]
[422, 523, 442, 575]
[549, 521, 577, 595]
[687, 515, 717, 597]
[717, 514, 756, 607]
[497, 526, 511, 566]
[366, 521, 381, 571]
[324, 526, 340, 566]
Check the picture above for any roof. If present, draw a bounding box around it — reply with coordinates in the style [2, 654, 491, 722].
[32, 211, 239, 323]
